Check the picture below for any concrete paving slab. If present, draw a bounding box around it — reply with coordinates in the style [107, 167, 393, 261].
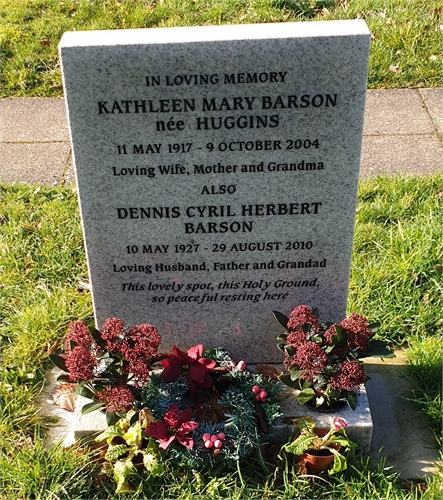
[360, 134, 442, 177]
[365, 358, 440, 478]
[0, 97, 68, 143]
[364, 89, 435, 136]
[419, 88, 443, 137]
[0, 142, 71, 185]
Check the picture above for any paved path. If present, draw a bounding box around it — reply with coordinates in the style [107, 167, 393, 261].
[0, 88, 442, 185]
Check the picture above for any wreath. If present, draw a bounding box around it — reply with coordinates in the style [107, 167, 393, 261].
[51, 320, 282, 493]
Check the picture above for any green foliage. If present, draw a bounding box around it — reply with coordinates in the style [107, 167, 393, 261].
[141, 372, 189, 419]
[349, 175, 442, 345]
[283, 417, 357, 474]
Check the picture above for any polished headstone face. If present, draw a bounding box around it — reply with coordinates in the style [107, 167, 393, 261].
[60, 21, 370, 362]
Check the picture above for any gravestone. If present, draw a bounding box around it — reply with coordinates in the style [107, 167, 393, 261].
[60, 21, 370, 363]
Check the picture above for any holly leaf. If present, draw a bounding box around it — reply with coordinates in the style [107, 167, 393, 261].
[273, 310, 289, 330]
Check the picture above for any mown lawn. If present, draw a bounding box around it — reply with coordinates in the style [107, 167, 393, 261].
[0, 0, 441, 97]
[0, 175, 441, 498]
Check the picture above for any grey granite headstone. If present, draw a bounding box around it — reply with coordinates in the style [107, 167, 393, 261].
[59, 21, 370, 362]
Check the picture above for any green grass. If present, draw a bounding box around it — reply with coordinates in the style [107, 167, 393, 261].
[0, 175, 442, 498]
[0, 0, 441, 97]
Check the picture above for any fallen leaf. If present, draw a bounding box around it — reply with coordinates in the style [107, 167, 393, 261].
[257, 364, 282, 380]
[78, 279, 91, 291]
[51, 383, 77, 412]
[139, 408, 155, 429]
[40, 38, 50, 47]
[389, 64, 401, 73]
[295, 457, 309, 475]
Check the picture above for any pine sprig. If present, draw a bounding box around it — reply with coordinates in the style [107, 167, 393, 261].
[141, 373, 188, 419]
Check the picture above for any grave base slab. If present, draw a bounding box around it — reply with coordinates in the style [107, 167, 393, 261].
[59, 365, 372, 454]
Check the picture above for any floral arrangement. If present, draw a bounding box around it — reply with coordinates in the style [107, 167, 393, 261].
[283, 416, 357, 474]
[274, 305, 381, 410]
[51, 320, 282, 493]
[50, 319, 162, 424]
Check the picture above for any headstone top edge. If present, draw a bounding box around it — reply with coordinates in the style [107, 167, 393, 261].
[59, 20, 370, 48]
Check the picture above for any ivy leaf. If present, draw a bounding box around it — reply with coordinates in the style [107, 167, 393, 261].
[273, 310, 289, 330]
[81, 401, 105, 415]
[297, 388, 316, 405]
[49, 354, 67, 372]
[105, 444, 131, 462]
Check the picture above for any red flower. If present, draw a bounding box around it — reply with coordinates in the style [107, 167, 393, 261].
[294, 341, 328, 375]
[64, 345, 97, 382]
[97, 385, 134, 413]
[145, 404, 199, 450]
[64, 321, 93, 352]
[287, 305, 320, 333]
[330, 360, 368, 392]
[340, 314, 372, 352]
[161, 344, 216, 391]
[100, 317, 125, 351]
